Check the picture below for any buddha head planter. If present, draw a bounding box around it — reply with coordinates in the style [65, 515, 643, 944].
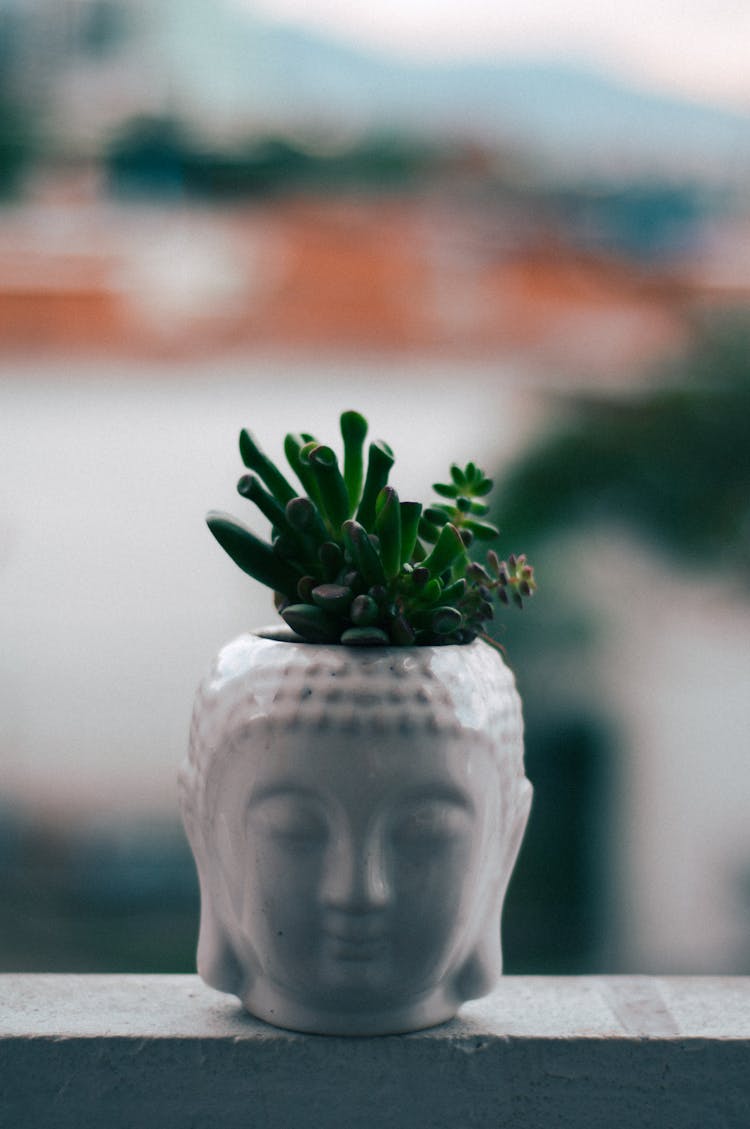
[180, 410, 536, 1034]
[179, 630, 531, 1035]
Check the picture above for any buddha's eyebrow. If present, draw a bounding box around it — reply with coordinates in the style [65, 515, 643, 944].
[394, 784, 474, 812]
[247, 784, 323, 811]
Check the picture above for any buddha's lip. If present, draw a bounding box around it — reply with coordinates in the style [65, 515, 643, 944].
[323, 927, 390, 954]
[325, 935, 389, 962]
[324, 928, 388, 944]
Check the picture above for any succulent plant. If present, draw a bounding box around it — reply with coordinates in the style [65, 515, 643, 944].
[207, 410, 536, 646]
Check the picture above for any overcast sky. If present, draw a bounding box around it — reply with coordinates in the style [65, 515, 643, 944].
[234, 0, 750, 111]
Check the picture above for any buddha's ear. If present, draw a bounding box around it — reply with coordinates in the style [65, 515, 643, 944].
[501, 778, 532, 891]
[196, 887, 244, 996]
[453, 776, 534, 1004]
[182, 799, 246, 997]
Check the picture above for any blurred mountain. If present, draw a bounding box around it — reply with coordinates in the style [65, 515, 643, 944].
[146, 1, 750, 179]
[4, 0, 750, 180]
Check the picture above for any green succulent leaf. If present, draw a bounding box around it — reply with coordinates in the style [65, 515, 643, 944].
[418, 516, 441, 544]
[350, 593, 379, 626]
[374, 486, 402, 580]
[318, 540, 344, 579]
[237, 474, 290, 535]
[462, 518, 500, 540]
[340, 625, 390, 646]
[210, 412, 534, 648]
[399, 501, 422, 565]
[420, 523, 466, 578]
[306, 445, 351, 532]
[340, 410, 368, 514]
[356, 440, 395, 531]
[430, 606, 464, 635]
[285, 496, 326, 541]
[239, 430, 297, 506]
[432, 482, 460, 499]
[206, 512, 300, 597]
[284, 433, 322, 505]
[342, 519, 386, 587]
[296, 575, 317, 603]
[440, 577, 467, 605]
[281, 603, 341, 642]
[389, 614, 416, 645]
[311, 583, 352, 615]
[418, 578, 443, 606]
[271, 532, 303, 564]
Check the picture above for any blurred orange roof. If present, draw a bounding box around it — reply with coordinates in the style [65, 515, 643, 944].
[0, 189, 718, 376]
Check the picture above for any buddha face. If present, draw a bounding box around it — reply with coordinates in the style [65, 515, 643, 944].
[203, 723, 529, 1034]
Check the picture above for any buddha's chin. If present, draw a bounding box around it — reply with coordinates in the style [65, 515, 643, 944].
[238, 975, 466, 1036]
[249, 927, 455, 1012]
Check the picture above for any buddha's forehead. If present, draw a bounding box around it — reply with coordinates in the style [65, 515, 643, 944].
[237, 726, 495, 813]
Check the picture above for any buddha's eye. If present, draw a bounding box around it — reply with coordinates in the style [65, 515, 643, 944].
[248, 793, 328, 847]
[391, 799, 471, 846]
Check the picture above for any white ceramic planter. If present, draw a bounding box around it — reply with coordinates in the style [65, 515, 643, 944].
[179, 629, 532, 1035]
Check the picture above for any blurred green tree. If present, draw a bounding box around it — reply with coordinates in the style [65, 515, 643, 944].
[497, 313, 750, 574]
[0, 89, 37, 199]
[497, 312, 750, 972]
[105, 117, 442, 199]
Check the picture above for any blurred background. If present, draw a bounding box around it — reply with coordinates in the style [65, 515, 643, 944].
[1, 0, 749, 976]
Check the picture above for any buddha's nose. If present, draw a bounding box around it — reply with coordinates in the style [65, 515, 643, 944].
[321, 831, 392, 912]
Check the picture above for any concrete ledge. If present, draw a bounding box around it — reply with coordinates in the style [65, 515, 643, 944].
[1, 975, 749, 1128]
